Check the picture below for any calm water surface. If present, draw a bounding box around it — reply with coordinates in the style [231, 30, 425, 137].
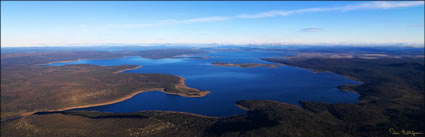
[50, 50, 360, 116]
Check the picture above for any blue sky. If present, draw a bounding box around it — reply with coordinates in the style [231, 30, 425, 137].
[1, 1, 424, 47]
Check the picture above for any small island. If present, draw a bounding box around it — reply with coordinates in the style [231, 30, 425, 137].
[211, 62, 277, 68]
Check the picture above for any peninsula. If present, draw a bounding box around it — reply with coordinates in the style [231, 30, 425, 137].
[1, 50, 210, 120]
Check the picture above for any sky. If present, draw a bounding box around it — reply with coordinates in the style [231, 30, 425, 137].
[1, 1, 424, 47]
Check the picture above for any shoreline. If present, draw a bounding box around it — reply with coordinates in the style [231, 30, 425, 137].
[19, 74, 210, 117]
[299, 66, 363, 95]
[175, 76, 211, 97]
[20, 88, 164, 117]
[234, 100, 302, 111]
[234, 104, 250, 111]
[45, 59, 82, 65]
[146, 110, 217, 119]
[21, 85, 210, 117]
[113, 65, 142, 73]
[261, 59, 364, 95]
[42, 56, 132, 65]
[337, 84, 360, 95]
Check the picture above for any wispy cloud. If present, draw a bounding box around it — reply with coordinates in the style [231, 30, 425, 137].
[300, 28, 322, 32]
[237, 1, 424, 19]
[100, 1, 425, 29]
[237, 7, 334, 19]
[3, 1, 423, 47]
[342, 1, 425, 11]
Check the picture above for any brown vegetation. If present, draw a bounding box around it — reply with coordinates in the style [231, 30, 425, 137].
[1, 49, 209, 120]
[1, 49, 424, 137]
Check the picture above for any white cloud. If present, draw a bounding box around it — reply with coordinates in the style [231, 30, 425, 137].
[237, 1, 424, 19]
[104, 1, 424, 29]
[237, 7, 335, 19]
[300, 28, 322, 32]
[342, 1, 425, 11]
[2, 1, 424, 47]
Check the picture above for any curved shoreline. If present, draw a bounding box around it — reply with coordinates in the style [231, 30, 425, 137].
[146, 110, 217, 118]
[234, 104, 250, 111]
[21, 88, 164, 116]
[303, 68, 363, 95]
[45, 59, 83, 65]
[175, 76, 211, 97]
[22, 84, 210, 117]
[18, 67, 210, 118]
[303, 67, 363, 95]
[43, 56, 131, 65]
[113, 65, 142, 73]
[261, 58, 364, 95]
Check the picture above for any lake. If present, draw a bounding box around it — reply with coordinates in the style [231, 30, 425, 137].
[49, 50, 360, 117]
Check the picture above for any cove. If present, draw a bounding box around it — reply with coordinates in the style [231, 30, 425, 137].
[49, 50, 360, 117]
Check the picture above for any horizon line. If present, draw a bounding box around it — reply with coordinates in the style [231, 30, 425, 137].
[1, 42, 424, 48]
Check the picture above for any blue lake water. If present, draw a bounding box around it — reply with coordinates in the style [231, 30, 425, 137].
[49, 50, 360, 117]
